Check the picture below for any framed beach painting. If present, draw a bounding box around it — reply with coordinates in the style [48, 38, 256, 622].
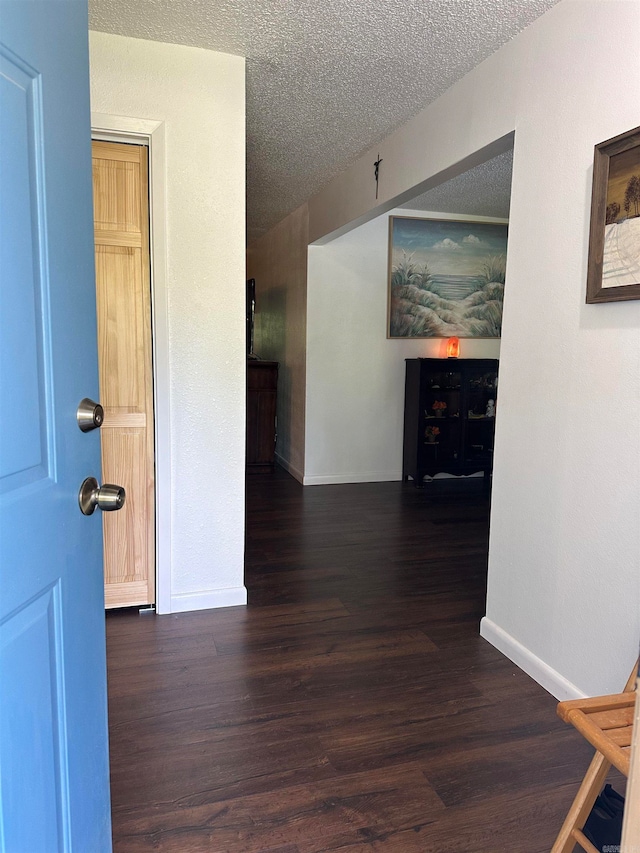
[388, 216, 508, 338]
[586, 125, 640, 303]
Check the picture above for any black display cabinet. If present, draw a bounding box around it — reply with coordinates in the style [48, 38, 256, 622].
[402, 358, 499, 487]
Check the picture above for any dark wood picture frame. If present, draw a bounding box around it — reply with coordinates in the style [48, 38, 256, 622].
[586, 125, 640, 303]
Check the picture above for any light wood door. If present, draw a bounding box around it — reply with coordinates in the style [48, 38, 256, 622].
[92, 140, 155, 608]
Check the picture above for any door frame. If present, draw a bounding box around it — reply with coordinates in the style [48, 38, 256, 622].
[92, 114, 171, 614]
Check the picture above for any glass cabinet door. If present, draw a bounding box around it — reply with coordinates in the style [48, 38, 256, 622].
[421, 369, 462, 464]
[463, 365, 498, 466]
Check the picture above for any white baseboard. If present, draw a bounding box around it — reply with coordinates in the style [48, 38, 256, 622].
[169, 586, 247, 614]
[303, 471, 402, 486]
[480, 617, 586, 701]
[275, 453, 304, 484]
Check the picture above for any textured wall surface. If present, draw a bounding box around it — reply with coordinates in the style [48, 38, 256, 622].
[306, 209, 502, 485]
[89, 0, 559, 241]
[90, 32, 247, 611]
[247, 205, 309, 481]
[294, 0, 640, 698]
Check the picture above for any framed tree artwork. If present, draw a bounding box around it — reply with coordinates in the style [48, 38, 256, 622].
[586, 125, 640, 303]
[387, 216, 508, 338]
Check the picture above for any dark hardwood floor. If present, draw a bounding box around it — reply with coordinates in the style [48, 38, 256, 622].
[107, 469, 595, 852]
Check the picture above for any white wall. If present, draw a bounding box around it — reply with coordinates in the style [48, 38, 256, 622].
[305, 209, 502, 484]
[302, 0, 640, 698]
[90, 33, 247, 612]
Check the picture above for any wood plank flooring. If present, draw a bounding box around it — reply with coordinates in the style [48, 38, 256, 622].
[107, 469, 596, 852]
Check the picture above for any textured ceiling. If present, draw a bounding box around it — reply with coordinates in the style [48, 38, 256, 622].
[400, 149, 514, 219]
[88, 0, 560, 242]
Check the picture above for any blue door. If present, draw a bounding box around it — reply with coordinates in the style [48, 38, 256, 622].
[0, 2, 112, 850]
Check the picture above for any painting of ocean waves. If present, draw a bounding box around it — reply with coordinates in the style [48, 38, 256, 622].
[388, 217, 509, 338]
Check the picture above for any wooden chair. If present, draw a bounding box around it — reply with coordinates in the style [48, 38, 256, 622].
[551, 661, 638, 853]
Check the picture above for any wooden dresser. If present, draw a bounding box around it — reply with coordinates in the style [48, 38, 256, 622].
[246, 360, 278, 472]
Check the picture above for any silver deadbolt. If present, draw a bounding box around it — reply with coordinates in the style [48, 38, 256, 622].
[78, 477, 126, 516]
[77, 398, 104, 432]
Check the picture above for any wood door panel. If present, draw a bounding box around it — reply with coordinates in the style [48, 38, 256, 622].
[95, 245, 147, 412]
[93, 141, 154, 609]
[101, 428, 152, 605]
[92, 142, 143, 234]
[101, 429, 147, 581]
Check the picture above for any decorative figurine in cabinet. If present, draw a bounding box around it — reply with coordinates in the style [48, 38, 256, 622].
[402, 358, 498, 487]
